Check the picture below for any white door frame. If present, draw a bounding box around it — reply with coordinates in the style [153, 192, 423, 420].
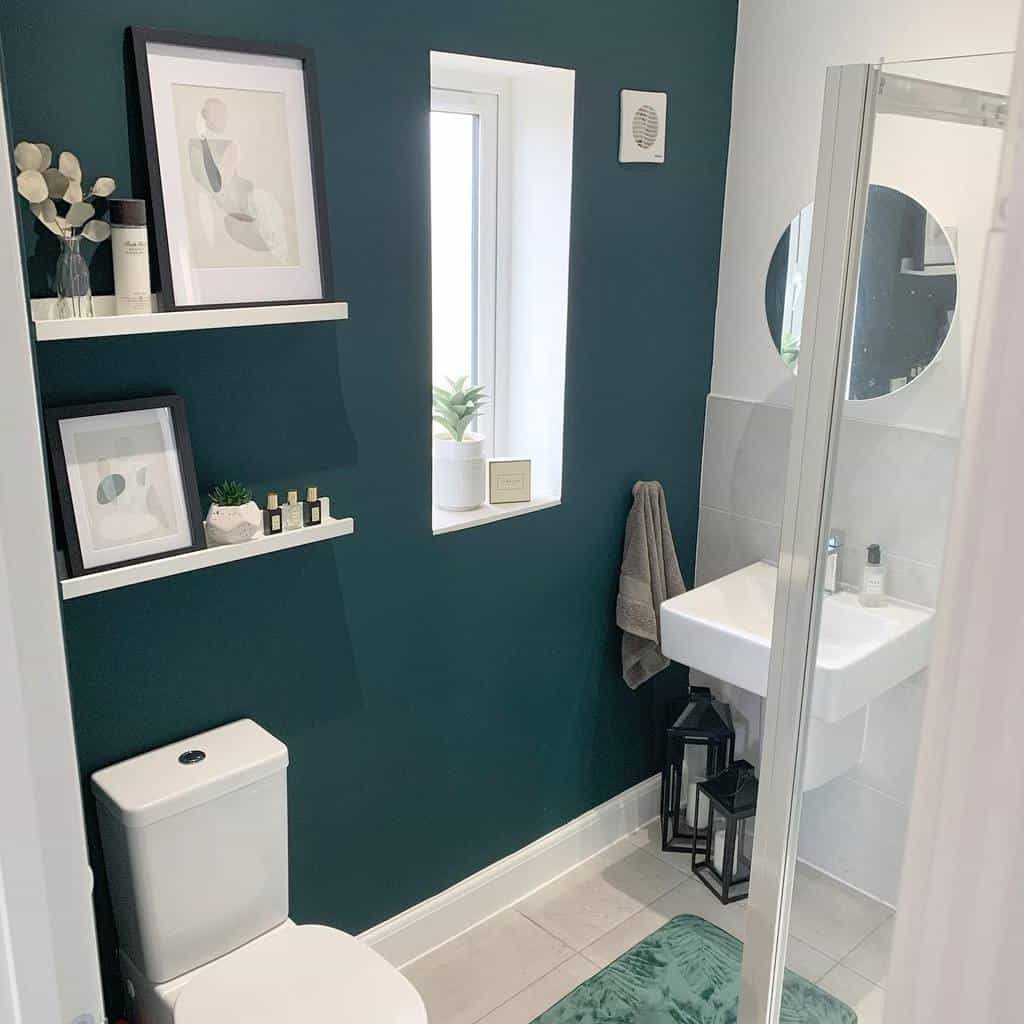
[0, 40, 105, 1024]
[739, 63, 877, 1024]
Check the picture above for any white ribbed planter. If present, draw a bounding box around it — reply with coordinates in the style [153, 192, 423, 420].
[433, 432, 486, 511]
[205, 501, 262, 545]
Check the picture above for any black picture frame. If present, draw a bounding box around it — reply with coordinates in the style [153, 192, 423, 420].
[129, 25, 334, 311]
[45, 395, 206, 578]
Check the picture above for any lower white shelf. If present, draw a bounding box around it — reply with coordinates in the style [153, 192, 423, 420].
[60, 515, 355, 599]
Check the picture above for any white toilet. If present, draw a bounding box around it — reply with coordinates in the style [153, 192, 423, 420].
[91, 719, 428, 1024]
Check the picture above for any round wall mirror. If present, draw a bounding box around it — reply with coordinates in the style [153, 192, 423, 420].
[765, 185, 958, 400]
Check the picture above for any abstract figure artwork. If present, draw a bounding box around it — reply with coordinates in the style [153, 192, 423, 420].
[132, 28, 332, 309]
[175, 86, 299, 268]
[45, 397, 206, 576]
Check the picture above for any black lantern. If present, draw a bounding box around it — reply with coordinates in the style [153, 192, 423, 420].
[661, 687, 735, 854]
[691, 760, 758, 904]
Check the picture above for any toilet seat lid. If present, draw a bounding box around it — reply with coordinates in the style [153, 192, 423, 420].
[173, 925, 427, 1024]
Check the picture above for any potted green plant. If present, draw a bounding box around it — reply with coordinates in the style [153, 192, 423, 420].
[432, 377, 488, 511]
[206, 481, 262, 544]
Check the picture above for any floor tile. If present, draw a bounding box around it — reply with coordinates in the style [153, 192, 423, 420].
[626, 819, 696, 874]
[476, 956, 599, 1024]
[517, 839, 684, 950]
[841, 917, 893, 988]
[580, 877, 745, 967]
[783, 936, 836, 984]
[581, 877, 835, 984]
[818, 965, 887, 1024]
[401, 909, 573, 1024]
[788, 863, 892, 960]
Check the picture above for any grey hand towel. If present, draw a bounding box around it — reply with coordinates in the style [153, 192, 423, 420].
[616, 481, 686, 689]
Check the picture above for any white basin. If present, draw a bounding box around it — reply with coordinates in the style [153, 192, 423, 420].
[660, 561, 933, 724]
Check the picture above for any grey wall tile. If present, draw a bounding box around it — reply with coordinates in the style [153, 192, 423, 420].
[830, 418, 958, 569]
[695, 506, 781, 586]
[849, 672, 927, 805]
[837, 536, 941, 606]
[798, 775, 907, 906]
[700, 396, 791, 523]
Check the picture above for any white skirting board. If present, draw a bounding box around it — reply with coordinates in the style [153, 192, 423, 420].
[359, 774, 661, 967]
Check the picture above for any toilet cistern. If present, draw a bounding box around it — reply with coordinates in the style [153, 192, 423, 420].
[91, 719, 428, 1024]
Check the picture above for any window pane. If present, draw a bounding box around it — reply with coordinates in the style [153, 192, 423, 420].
[430, 111, 477, 387]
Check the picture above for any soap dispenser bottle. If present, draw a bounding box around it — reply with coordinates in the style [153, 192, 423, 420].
[859, 543, 886, 607]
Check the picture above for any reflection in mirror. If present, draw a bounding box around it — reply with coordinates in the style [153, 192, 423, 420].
[765, 185, 958, 399]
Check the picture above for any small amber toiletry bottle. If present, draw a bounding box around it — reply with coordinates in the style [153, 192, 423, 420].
[282, 490, 303, 531]
[303, 486, 323, 526]
[264, 492, 283, 536]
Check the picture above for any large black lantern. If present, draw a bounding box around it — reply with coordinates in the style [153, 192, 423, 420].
[661, 687, 735, 854]
[691, 760, 758, 904]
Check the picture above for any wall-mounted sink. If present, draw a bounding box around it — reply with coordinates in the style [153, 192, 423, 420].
[661, 561, 933, 724]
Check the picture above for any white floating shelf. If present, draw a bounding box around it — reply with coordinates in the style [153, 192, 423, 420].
[31, 295, 348, 341]
[60, 515, 355, 599]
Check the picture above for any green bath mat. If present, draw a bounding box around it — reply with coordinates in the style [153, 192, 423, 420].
[532, 914, 856, 1024]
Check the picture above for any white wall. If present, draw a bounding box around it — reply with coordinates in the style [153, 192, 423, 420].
[698, 0, 1019, 904]
[713, 0, 1019, 422]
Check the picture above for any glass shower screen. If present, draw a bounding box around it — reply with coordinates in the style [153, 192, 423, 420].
[738, 54, 1012, 1024]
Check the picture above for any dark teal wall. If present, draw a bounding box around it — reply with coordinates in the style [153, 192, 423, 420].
[1, 0, 735, 1013]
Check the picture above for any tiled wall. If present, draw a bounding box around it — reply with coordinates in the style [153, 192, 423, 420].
[696, 394, 959, 904]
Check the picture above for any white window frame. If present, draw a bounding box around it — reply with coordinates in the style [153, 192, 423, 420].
[430, 84, 501, 459]
[430, 52, 574, 535]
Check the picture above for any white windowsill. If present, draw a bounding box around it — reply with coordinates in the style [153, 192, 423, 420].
[432, 495, 560, 535]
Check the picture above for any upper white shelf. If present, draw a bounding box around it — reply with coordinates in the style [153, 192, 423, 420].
[31, 295, 348, 341]
[60, 515, 354, 599]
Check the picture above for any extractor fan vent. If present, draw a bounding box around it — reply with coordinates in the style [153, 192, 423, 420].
[619, 90, 667, 164]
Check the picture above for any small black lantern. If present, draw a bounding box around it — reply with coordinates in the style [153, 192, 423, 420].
[661, 687, 735, 855]
[691, 760, 758, 904]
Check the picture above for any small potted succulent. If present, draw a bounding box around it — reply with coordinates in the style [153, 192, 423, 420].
[432, 377, 488, 511]
[12, 141, 115, 319]
[206, 481, 262, 545]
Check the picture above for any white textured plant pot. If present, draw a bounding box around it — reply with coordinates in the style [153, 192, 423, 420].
[206, 501, 262, 544]
[433, 432, 486, 511]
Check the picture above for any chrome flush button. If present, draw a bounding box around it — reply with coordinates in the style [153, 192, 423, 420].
[178, 749, 206, 765]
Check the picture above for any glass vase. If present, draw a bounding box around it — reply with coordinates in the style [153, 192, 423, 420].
[55, 235, 93, 319]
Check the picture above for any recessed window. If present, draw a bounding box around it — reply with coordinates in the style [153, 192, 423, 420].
[430, 89, 498, 455]
[430, 52, 575, 534]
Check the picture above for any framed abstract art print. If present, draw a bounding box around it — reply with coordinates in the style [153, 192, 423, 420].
[131, 27, 332, 310]
[45, 396, 205, 576]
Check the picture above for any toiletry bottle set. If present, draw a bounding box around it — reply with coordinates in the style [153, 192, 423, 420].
[262, 487, 329, 535]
